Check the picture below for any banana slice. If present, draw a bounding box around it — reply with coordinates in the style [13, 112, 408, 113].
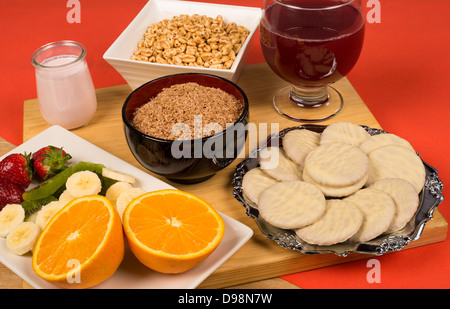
[102, 168, 136, 184]
[116, 187, 145, 219]
[0, 204, 25, 237]
[35, 201, 65, 231]
[58, 189, 75, 206]
[66, 170, 102, 198]
[6, 222, 41, 255]
[105, 181, 133, 205]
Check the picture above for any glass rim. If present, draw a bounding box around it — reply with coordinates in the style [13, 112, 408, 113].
[31, 40, 86, 69]
[273, 0, 357, 10]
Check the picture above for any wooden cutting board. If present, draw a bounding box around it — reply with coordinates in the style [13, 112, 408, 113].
[22, 63, 448, 289]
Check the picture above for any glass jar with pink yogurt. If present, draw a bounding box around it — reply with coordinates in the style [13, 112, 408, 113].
[31, 41, 97, 129]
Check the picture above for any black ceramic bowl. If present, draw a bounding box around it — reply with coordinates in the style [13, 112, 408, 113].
[122, 73, 249, 184]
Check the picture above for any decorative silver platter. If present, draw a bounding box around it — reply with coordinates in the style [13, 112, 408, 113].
[232, 124, 444, 256]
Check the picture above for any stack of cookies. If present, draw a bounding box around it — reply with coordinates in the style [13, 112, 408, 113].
[242, 122, 425, 246]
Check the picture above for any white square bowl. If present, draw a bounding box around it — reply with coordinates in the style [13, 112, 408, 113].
[103, 0, 261, 90]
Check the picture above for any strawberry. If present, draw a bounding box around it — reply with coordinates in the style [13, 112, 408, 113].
[0, 153, 33, 188]
[32, 146, 72, 180]
[0, 179, 24, 211]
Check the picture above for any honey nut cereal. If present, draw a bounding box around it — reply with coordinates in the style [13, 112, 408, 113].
[131, 14, 250, 69]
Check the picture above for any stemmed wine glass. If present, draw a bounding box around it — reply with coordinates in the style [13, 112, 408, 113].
[260, 0, 365, 122]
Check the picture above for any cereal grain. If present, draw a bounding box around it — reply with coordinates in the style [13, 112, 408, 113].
[132, 82, 243, 140]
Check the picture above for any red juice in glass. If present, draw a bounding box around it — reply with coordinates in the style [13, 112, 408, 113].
[260, 0, 365, 88]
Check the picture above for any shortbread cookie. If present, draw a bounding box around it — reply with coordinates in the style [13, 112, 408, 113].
[303, 171, 368, 198]
[259, 147, 303, 181]
[258, 181, 326, 229]
[344, 188, 396, 242]
[365, 144, 426, 193]
[295, 199, 363, 246]
[320, 122, 370, 146]
[360, 133, 415, 154]
[283, 129, 320, 166]
[242, 167, 278, 205]
[304, 143, 369, 187]
[369, 178, 420, 232]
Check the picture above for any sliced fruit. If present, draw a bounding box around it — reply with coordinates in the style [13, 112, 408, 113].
[35, 201, 64, 230]
[102, 168, 135, 184]
[0, 153, 33, 189]
[105, 181, 132, 206]
[25, 211, 38, 223]
[115, 187, 145, 219]
[58, 190, 75, 206]
[22, 161, 104, 201]
[6, 221, 41, 255]
[122, 189, 225, 274]
[32, 195, 124, 289]
[65, 170, 102, 198]
[98, 176, 117, 196]
[32, 146, 72, 180]
[0, 203, 25, 237]
[0, 179, 24, 210]
[21, 195, 58, 217]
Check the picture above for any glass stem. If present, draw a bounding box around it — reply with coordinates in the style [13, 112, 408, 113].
[289, 85, 329, 108]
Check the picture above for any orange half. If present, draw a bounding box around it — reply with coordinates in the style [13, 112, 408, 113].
[122, 189, 225, 274]
[32, 195, 125, 289]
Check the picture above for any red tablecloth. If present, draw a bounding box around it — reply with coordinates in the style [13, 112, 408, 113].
[0, 0, 449, 288]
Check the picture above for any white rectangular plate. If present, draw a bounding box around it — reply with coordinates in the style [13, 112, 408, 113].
[0, 125, 253, 289]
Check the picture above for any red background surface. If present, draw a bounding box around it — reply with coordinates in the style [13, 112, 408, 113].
[0, 0, 449, 288]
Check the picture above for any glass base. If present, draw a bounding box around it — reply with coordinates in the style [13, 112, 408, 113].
[41, 113, 95, 131]
[273, 85, 343, 122]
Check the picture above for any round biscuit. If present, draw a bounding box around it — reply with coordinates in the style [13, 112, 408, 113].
[295, 199, 363, 246]
[320, 122, 370, 146]
[242, 167, 278, 205]
[259, 147, 303, 181]
[303, 170, 368, 198]
[304, 142, 369, 187]
[369, 178, 420, 232]
[365, 144, 426, 193]
[344, 188, 396, 242]
[258, 181, 326, 229]
[283, 129, 321, 166]
[360, 133, 415, 154]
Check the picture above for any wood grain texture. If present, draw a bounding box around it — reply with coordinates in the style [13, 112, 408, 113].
[14, 62, 447, 289]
